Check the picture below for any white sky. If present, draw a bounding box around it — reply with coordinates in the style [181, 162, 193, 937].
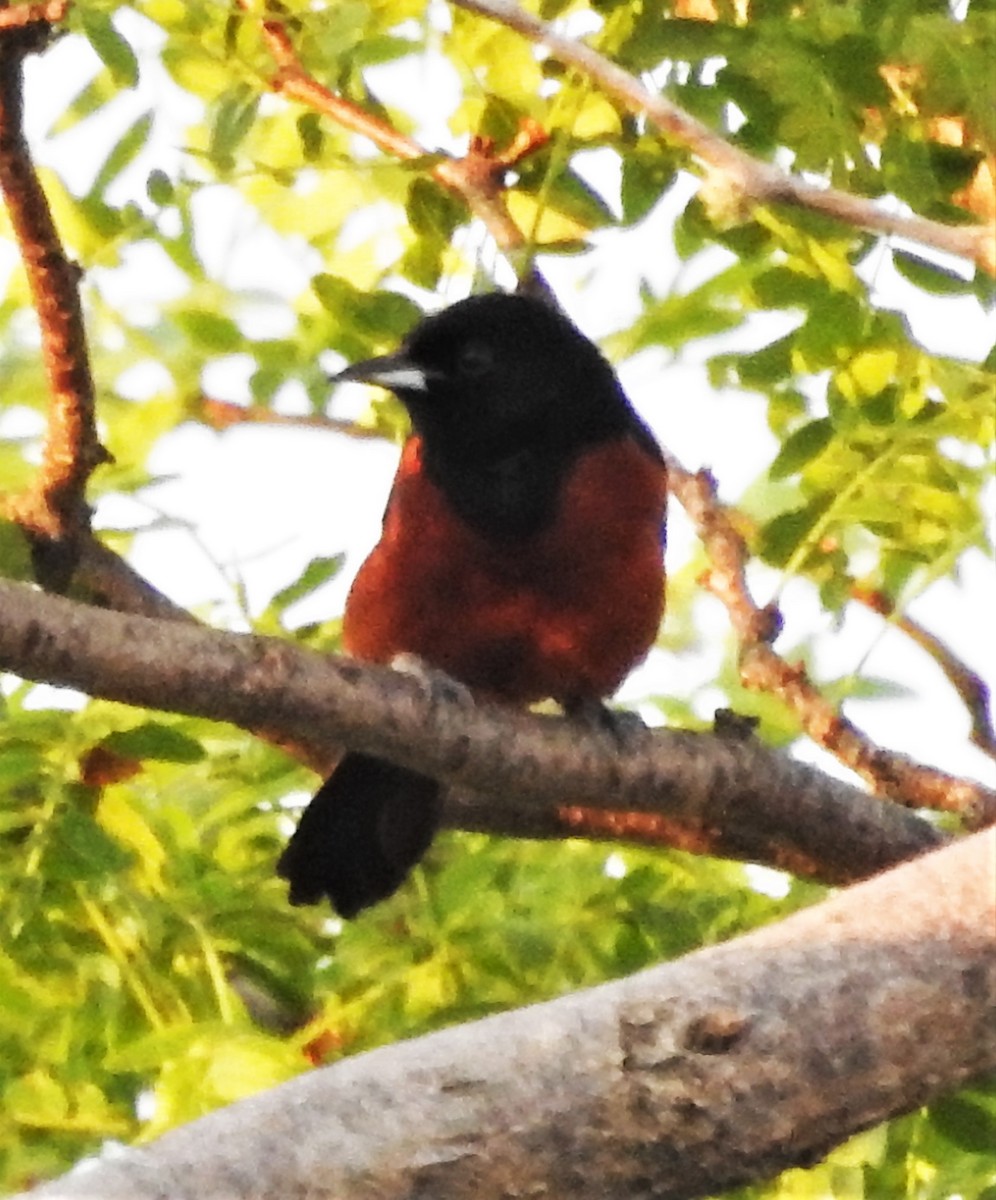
[2, 9, 994, 796]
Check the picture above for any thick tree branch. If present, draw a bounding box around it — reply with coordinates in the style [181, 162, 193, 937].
[668, 459, 996, 829]
[19, 831, 996, 1200]
[0, 578, 946, 885]
[450, 0, 995, 276]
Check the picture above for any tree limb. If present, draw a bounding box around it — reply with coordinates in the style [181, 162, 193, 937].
[450, 0, 995, 276]
[0, 6, 107, 585]
[0, 577, 947, 885]
[18, 830, 995, 1200]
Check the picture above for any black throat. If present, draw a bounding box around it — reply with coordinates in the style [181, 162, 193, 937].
[421, 439, 571, 542]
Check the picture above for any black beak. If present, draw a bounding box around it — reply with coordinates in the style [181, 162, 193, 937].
[331, 352, 429, 393]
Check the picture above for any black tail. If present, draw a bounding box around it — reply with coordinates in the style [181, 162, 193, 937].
[276, 753, 441, 918]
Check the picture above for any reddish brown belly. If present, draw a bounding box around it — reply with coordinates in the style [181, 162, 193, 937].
[343, 435, 667, 704]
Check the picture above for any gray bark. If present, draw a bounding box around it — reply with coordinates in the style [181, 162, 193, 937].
[20, 831, 996, 1200]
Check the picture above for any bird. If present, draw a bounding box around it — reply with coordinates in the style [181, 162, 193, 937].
[277, 291, 667, 917]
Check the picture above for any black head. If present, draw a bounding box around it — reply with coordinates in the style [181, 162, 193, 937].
[334, 292, 658, 538]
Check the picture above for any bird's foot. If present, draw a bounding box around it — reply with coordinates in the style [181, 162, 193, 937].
[563, 697, 648, 750]
[391, 653, 473, 709]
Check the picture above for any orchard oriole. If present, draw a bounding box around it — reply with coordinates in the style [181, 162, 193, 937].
[277, 292, 667, 916]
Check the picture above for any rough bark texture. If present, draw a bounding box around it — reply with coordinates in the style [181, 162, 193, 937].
[21, 831, 996, 1200]
[0, 579, 945, 886]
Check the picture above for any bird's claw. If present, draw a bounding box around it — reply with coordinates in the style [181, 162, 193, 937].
[564, 697, 648, 749]
[391, 653, 473, 708]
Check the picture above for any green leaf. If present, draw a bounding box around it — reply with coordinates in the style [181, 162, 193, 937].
[208, 85, 260, 170]
[769, 418, 834, 479]
[312, 275, 422, 343]
[617, 17, 748, 71]
[44, 805, 133, 881]
[929, 1093, 996, 1153]
[99, 723, 206, 764]
[893, 250, 975, 297]
[751, 265, 826, 310]
[0, 517, 34, 581]
[717, 334, 794, 390]
[295, 112, 324, 163]
[798, 292, 866, 362]
[614, 267, 752, 356]
[0, 740, 43, 790]
[4, 1072, 69, 1128]
[173, 310, 243, 352]
[353, 35, 422, 69]
[821, 34, 891, 107]
[268, 556, 345, 616]
[90, 111, 154, 197]
[47, 68, 119, 137]
[757, 496, 833, 567]
[147, 168, 175, 206]
[79, 10, 139, 89]
[620, 144, 677, 226]
[104, 1024, 227, 1073]
[766, 388, 809, 437]
[516, 164, 616, 235]
[406, 178, 464, 241]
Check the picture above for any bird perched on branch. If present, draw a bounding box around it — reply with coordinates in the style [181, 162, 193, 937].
[278, 291, 667, 917]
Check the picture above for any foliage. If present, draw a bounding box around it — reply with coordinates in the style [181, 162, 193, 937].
[0, 0, 993, 1195]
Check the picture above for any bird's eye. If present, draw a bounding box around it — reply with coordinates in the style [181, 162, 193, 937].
[456, 341, 494, 378]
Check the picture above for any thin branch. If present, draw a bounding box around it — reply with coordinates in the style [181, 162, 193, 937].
[0, 4, 108, 586]
[0, 5, 189, 623]
[853, 585, 996, 763]
[0, 1, 67, 31]
[196, 395, 385, 441]
[667, 459, 996, 829]
[240, 3, 554, 297]
[17, 831, 996, 1200]
[0, 578, 946, 886]
[450, 0, 996, 276]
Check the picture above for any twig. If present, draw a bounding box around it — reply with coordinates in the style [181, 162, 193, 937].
[241, 3, 554, 297]
[450, 0, 996, 276]
[853, 585, 996, 763]
[197, 396, 385, 440]
[0, 577, 944, 887]
[0, 1, 66, 31]
[667, 458, 996, 829]
[0, 4, 108, 587]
